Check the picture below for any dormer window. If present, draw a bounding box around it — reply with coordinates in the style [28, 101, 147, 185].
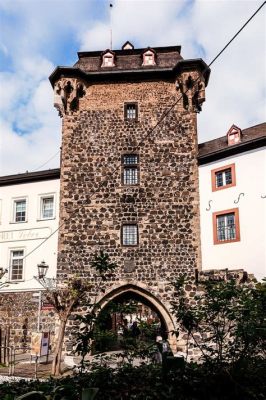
[142, 49, 156, 66]
[227, 125, 242, 146]
[101, 51, 115, 67]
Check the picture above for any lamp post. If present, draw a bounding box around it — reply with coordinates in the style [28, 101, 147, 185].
[36, 261, 49, 332]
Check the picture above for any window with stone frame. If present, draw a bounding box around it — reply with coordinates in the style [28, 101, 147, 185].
[122, 154, 139, 185]
[10, 249, 24, 281]
[211, 163, 236, 192]
[124, 103, 138, 121]
[213, 208, 240, 244]
[122, 224, 138, 246]
[13, 199, 27, 222]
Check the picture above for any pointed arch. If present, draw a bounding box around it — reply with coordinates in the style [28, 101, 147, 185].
[96, 282, 176, 337]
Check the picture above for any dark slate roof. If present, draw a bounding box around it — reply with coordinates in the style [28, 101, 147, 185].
[198, 123, 266, 164]
[74, 46, 183, 72]
[49, 45, 210, 87]
[0, 169, 60, 187]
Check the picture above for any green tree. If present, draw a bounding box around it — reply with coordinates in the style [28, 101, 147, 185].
[45, 277, 90, 376]
[73, 250, 117, 372]
[172, 276, 266, 370]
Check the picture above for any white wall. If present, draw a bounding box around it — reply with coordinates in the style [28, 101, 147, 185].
[199, 147, 266, 281]
[0, 178, 60, 291]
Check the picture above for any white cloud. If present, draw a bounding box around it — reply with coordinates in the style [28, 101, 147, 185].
[0, 0, 265, 175]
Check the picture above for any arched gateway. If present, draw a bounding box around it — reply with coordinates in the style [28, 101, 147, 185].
[96, 282, 177, 349]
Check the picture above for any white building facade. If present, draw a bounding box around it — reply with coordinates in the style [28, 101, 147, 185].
[199, 123, 266, 281]
[0, 169, 60, 292]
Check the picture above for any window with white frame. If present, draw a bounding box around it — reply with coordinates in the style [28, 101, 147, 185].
[215, 168, 232, 188]
[211, 163, 236, 192]
[122, 224, 138, 246]
[13, 199, 26, 222]
[122, 154, 139, 185]
[10, 249, 24, 281]
[101, 52, 115, 67]
[40, 195, 55, 219]
[217, 213, 236, 241]
[142, 50, 156, 66]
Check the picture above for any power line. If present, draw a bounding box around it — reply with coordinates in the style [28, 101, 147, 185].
[31, 149, 60, 172]
[22, 1, 265, 263]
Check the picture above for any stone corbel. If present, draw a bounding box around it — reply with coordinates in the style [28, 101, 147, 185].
[176, 72, 206, 113]
[53, 78, 86, 117]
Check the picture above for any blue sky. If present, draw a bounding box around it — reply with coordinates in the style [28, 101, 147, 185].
[0, 0, 265, 175]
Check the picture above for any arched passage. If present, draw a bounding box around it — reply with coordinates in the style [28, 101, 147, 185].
[96, 283, 176, 351]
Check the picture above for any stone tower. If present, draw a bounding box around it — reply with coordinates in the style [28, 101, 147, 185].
[50, 43, 210, 350]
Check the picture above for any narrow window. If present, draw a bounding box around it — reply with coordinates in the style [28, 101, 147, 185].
[213, 208, 240, 244]
[211, 164, 236, 192]
[14, 199, 26, 222]
[124, 103, 138, 121]
[215, 168, 232, 188]
[41, 196, 54, 219]
[122, 224, 138, 246]
[122, 154, 139, 185]
[10, 250, 24, 281]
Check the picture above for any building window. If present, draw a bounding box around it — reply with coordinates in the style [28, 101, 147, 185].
[10, 249, 24, 281]
[142, 50, 156, 66]
[227, 125, 242, 146]
[40, 196, 55, 219]
[213, 208, 240, 245]
[122, 224, 138, 246]
[101, 51, 115, 67]
[122, 154, 139, 185]
[211, 163, 236, 192]
[125, 103, 138, 121]
[13, 199, 26, 222]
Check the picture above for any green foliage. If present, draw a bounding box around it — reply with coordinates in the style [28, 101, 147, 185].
[90, 250, 117, 280]
[172, 277, 266, 369]
[1, 357, 265, 400]
[73, 251, 118, 372]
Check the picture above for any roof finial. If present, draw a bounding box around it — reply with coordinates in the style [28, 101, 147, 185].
[110, 3, 113, 50]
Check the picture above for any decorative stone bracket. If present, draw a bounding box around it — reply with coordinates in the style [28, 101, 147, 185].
[176, 71, 206, 113]
[53, 78, 86, 117]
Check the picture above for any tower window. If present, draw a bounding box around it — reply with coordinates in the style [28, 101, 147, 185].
[122, 224, 138, 246]
[142, 50, 156, 66]
[101, 51, 115, 67]
[122, 154, 139, 185]
[124, 103, 138, 121]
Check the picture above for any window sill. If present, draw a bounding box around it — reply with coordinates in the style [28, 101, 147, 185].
[214, 238, 240, 245]
[37, 217, 56, 221]
[212, 183, 236, 192]
[9, 221, 28, 224]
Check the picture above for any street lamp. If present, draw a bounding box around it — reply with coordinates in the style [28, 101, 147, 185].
[37, 261, 49, 280]
[36, 261, 49, 332]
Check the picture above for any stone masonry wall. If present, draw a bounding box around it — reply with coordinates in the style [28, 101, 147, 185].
[0, 291, 56, 350]
[57, 71, 204, 351]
